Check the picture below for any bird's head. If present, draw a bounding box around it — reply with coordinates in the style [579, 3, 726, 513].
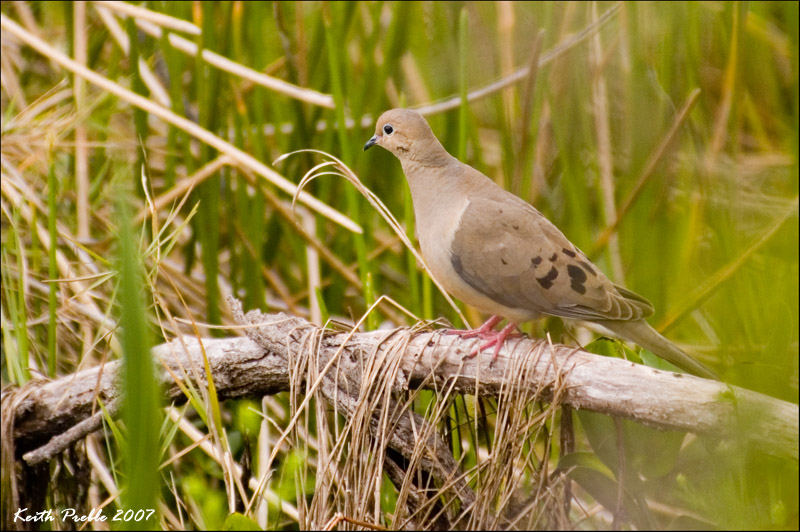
[364, 109, 447, 164]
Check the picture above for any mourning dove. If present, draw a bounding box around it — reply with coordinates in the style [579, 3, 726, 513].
[364, 108, 717, 380]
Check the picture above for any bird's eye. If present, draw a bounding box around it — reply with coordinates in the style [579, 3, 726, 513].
[383, 124, 394, 135]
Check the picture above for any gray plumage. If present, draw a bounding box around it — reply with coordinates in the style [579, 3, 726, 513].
[364, 108, 717, 379]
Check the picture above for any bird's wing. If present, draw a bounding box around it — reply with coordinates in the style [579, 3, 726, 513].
[448, 195, 654, 321]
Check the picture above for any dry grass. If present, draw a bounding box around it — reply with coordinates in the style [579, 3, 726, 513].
[1, 1, 797, 530]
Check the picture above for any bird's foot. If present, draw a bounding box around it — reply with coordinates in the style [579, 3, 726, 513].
[463, 322, 520, 362]
[445, 315, 504, 339]
[446, 316, 521, 362]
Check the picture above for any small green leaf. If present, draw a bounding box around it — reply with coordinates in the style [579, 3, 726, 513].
[223, 512, 262, 531]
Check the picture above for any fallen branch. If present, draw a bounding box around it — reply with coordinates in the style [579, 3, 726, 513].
[4, 310, 797, 466]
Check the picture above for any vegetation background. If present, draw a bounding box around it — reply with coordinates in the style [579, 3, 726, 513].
[1, 1, 797, 530]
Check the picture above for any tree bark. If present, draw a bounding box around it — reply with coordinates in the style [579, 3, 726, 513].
[4, 309, 797, 465]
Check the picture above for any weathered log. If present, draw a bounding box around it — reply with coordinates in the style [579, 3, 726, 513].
[4, 312, 797, 465]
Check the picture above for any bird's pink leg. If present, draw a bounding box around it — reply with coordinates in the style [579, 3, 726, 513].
[445, 315, 503, 339]
[446, 316, 521, 361]
[463, 322, 520, 361]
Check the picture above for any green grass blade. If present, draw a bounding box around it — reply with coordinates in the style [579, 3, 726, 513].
[116, 182, 161, 529]
[47, 157, 58, 377]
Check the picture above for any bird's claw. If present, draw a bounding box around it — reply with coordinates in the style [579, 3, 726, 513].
[446, 316, 520, 363]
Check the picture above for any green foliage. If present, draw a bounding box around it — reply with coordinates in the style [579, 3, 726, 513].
[223, 512, 262, 531]
[183, 474, 228, 531]
[117, 183, 162, 529]
[275, 449, 315, 502]
[1, 1, 796, 530]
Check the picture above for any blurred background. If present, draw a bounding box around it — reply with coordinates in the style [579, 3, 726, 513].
[1, 1, 797, 530]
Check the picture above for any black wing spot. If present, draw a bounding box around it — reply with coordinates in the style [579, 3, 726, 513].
[500, 257, 507, 265]
[579, 260, 597, 276]
[452, 253, 464, 276]
[567, 264, 588, 294]
[537, 267, 558, 289]
[549, 253, 558, 262]
[531, 256, 542, 267]
[562, 248, 576, 257]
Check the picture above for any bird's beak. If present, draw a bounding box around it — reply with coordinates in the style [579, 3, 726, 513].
[363, 135, 377, 151]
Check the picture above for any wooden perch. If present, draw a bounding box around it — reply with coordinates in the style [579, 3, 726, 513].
[5, 308, 798, 467]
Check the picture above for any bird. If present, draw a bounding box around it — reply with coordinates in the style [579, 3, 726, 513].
[363, 108, 718, 380]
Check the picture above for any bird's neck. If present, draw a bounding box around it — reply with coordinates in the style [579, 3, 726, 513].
[399, 152, 451, 175]
[403, 136, 452, 167]
[401, 154, 486, 231]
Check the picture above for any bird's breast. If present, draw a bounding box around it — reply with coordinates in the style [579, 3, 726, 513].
[413, 193, 469, 285]
[415, 197, 538, 322]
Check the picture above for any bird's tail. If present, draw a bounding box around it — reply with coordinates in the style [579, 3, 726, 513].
[597, 319, 719, 380]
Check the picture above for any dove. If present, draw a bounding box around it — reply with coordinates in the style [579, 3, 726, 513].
[364, 108, 717, 379]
